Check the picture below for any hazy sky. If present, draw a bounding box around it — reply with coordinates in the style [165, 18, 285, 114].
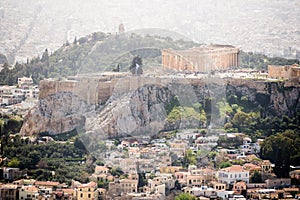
[0, 0, 299, 62]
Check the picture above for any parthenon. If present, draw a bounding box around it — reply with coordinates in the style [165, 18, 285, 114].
[162, 44, 239, 72]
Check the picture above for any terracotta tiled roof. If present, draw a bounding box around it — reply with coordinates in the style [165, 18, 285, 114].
[202, 168, 216, 173]
[34, 181, 60, 187]
[222, 165, 249, 172]
[243, 163, 260, 171]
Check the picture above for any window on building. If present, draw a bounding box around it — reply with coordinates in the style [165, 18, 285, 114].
[88, 194, 91, 198]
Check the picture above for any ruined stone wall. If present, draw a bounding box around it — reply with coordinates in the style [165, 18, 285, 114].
[291, 67, 300, 78]
[39, 76, 165, 105]
[268, 65, 291, 79]
[162, 47, 239, 72]
[39, 78, 114, 105]
[268, 64, 300, 79]
[39, 80, 77, 99]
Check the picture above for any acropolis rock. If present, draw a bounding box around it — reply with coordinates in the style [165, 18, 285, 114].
[20, 73, 300, 137]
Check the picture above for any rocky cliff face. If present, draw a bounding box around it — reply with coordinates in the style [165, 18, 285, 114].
[20, 76, 300, 137]
[226, 79, 300, 117]
[85, 84, 174, 138]
[20, 92, 91, 135]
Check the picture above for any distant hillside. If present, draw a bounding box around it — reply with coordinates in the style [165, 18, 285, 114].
[48, 32, 199, 75]
[0, 31, 299, 85]
[239, 51, 299, 70]
[49, 32, 299, 74]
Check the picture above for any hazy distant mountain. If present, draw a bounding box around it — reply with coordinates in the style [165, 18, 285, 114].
[0, 0, 299, 64]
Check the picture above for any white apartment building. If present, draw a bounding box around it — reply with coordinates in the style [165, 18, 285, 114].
[18, 77, 33, 88]
[218, 165, 249, 185]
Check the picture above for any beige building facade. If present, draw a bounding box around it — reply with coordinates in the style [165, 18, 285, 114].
[76, 182, 98, 200]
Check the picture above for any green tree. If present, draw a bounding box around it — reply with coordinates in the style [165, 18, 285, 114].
[41, 49, 49, 63]
[218, 161, 232, 169]
[138, 173, 147, 188]
[250, 171, 263, 183]
[74, 137, 87, 151]
[260, 130, 300, 178]
[217, 101, 233, 118]
[36, 160, 48, 169]
[232, 111, 251, 131]
[175, 193, 197, 200]
[98, 179, 109, 189]
[129, 56, 143, 75]
[183, 149, 197, 167]
[208, 151, 218, 160]
[73, 37, 77, 44]
[109, 167, 124, 176]
[7, 157, 20, 167]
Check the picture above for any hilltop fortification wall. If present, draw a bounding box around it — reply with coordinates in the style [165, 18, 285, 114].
[39, 75, 166, 105]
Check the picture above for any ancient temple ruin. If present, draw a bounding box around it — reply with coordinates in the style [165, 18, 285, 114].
[162, 44, 239, 72]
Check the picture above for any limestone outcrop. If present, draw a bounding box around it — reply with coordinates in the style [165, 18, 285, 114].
[85, 84, 174, 139]
[20, 75, 300, 137]
[20, 92, 91, 135]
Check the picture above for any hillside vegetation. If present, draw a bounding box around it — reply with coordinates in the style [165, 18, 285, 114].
[0, 32, 299, 85]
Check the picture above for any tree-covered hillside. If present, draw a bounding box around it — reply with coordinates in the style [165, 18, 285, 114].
[239, 51, 299, 70]
[0, 31, 299, 85]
